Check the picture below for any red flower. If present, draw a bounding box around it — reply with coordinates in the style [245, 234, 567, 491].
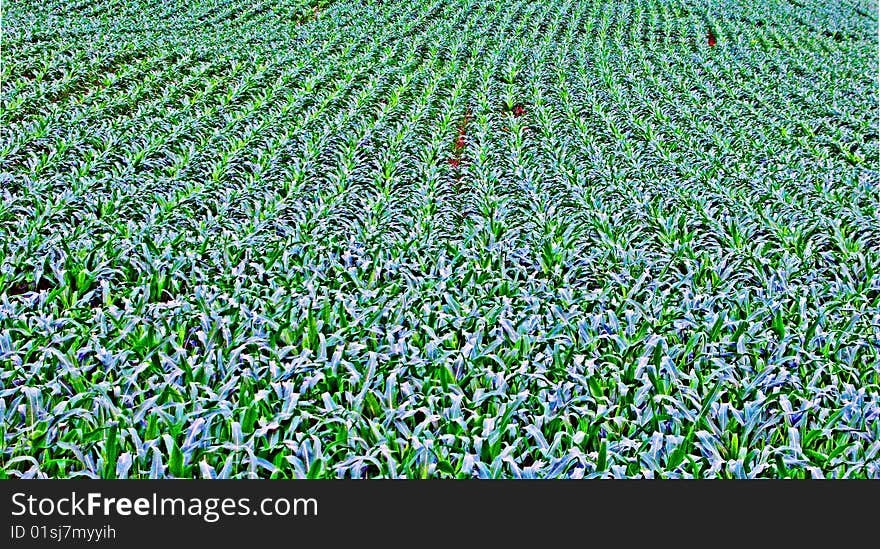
[707, 31, 717, 47]
[513, 105, 526, 117]
[448, 158, 460, 168]
[455, 135, 466, 149]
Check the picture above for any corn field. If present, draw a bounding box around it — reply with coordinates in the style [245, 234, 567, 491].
[1, 0, 879, 478]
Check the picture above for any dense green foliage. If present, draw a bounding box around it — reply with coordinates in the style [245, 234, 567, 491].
[1, 0, 878, 478]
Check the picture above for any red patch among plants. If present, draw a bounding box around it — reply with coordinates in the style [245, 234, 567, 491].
[447, 109, 473, 169]
[502, 103, 528, 118]
[707, 30, 717, 47]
